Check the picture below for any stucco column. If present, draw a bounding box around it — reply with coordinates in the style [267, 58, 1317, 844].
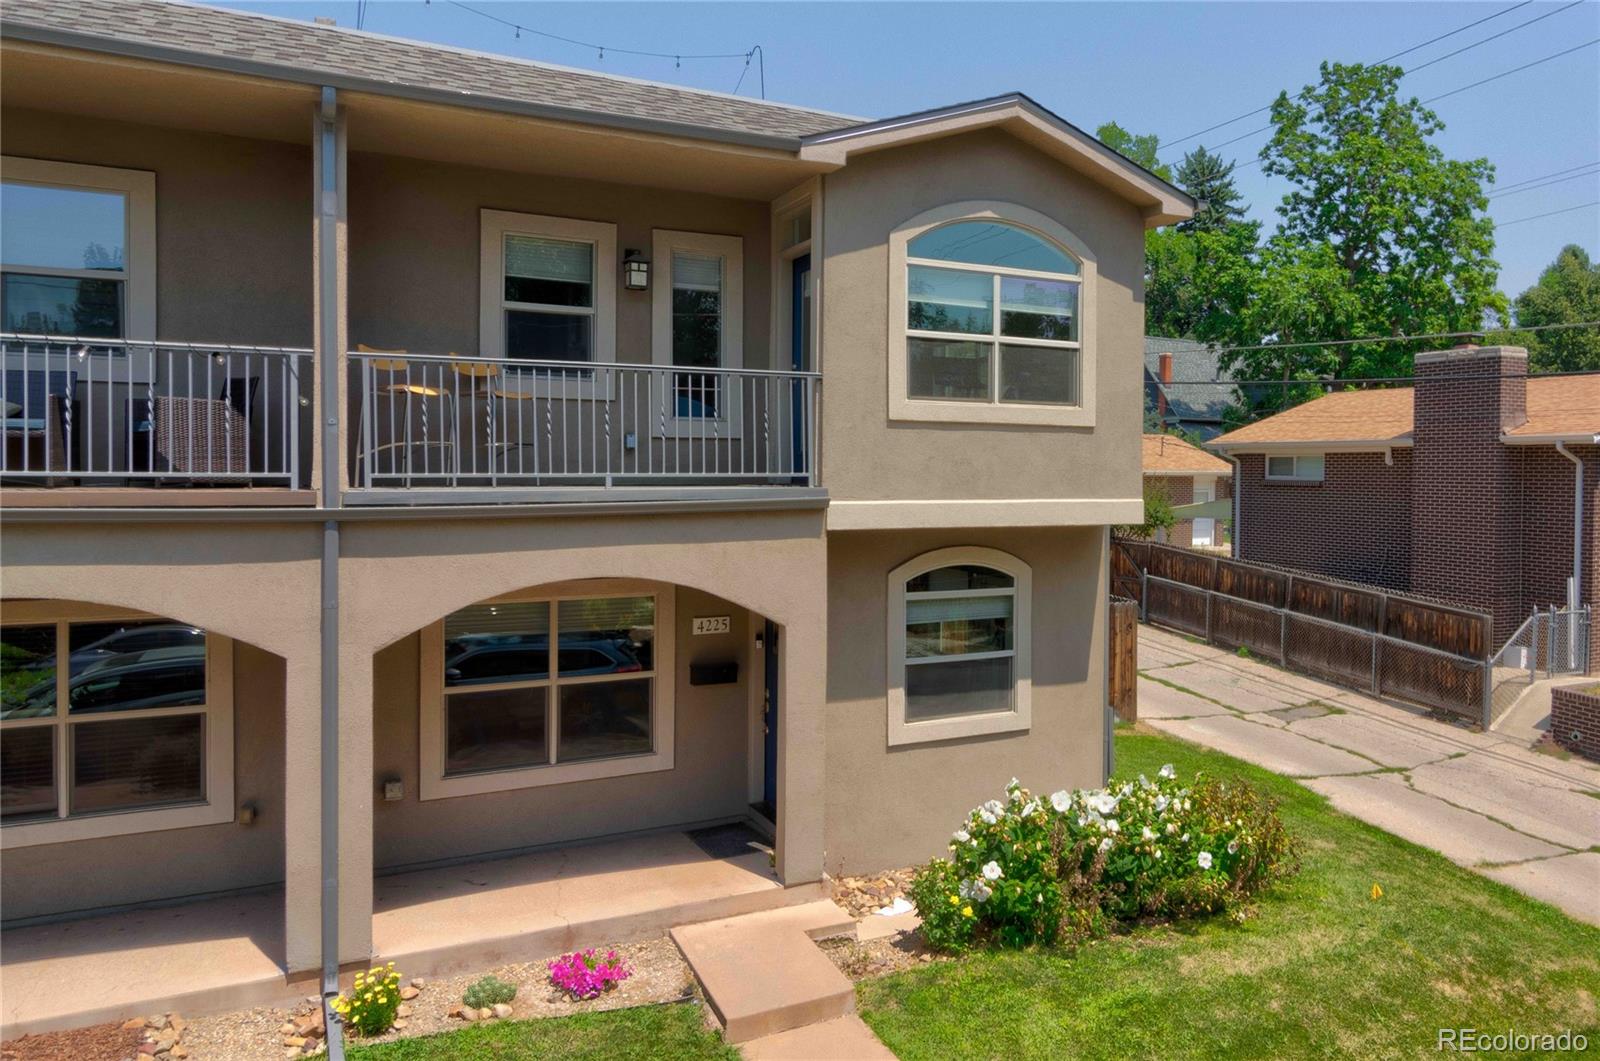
[335, 638, 375, 964]
[776, 609, 827, 884]
[282, 653, 323, 975]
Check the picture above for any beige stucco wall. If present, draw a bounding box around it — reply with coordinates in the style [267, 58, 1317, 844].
[1, 107, 313, 347]
[0, 642, 286, 921]
[823, 525, 1108, 875]
[333, 507, 827, 962]
[0, 520, 324, 970]
[818, 128, 1147, 503]
[346, 152, 775, 369]
[371, 588, 751, 871]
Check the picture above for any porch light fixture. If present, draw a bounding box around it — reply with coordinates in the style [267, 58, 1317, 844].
[623, 249, 650, 290]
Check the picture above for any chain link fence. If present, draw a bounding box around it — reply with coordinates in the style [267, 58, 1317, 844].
[1486, 606, 1593, 725]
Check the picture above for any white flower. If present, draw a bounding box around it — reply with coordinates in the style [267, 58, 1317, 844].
[1105, 819, 1120, 834]
[1165, 822, 1178, 835]
[1227, 840, 1239, 854]
[1159, 763, 1176, 780]
[1098, 836, 1114, 853]
[1050, 790, 1072, 813]
[1182, 833, 1191, 843]
[1007, 777, 1021, 791]
[1021, 799, 1041, 817]
[981, 860, 1004, 881]
[1154, 848, 1163, 860]
[971, 879, 992, 901]
[982, 799, 1005, 817]
[1198, 851, 1214, 870]
[1088, 793, 1120, 815]
[953, 829, 970, 843]
[1154, 795, 1170, 814]
[979, 809, 998, 825]
[1141, 825, 1157, 842]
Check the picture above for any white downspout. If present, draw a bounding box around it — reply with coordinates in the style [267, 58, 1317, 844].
[1219, 451, 1242, 559]
[1554, 442, 1584, 612]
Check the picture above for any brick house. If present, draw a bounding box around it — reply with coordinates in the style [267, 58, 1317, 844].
[1141, 433, 1232, 547]
[1211, 346, 1600, 659]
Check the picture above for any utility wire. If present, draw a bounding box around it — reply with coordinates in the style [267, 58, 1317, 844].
[1493, 200, 1600, 227]
[1159, 0, 1533, 149]
[1488, 166, 1600, 199]
[1399, 0, 1583, 77]
[1422, 38, 1600, 103]
[442, 0, 763, 86]
[1491, 161, 1600, 193]
[1160, 320, 1600, 358]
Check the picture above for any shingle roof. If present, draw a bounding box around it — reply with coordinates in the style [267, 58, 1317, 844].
[1144, 337, 1232, 426]
[1211, 376, 1600, 448]
[0, 0, 862, 144]
[1142, 434, 1232, 475]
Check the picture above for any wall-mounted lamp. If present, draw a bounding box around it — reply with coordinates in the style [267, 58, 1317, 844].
[623, 249, 651, 291]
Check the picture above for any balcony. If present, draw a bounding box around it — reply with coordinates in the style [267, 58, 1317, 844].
[1, 334, 313, 506]
[347, 350, 820, 505]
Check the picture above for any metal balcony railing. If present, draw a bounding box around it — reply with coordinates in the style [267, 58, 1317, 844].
[1, 334, 312, 489]
[349, 351, 819, 493]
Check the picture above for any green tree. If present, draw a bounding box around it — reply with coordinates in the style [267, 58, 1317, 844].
[1230, 62, 1503, 383]
[1145, 221, 1258, 344]
[1505, 245, 1600, 371]
[1096, 121, 1173, 182]
[1175, 145, 1246, 233]
[1116, 480, 1177, 541]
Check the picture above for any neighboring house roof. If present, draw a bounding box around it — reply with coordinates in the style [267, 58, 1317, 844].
[1142, 434, 1233, 475]
[0, 0, 861, 146]
[1144, 337, 1233, 430]
[1211, 376, 1600, 450]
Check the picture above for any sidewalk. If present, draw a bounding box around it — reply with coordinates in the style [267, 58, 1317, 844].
[1135, 624, 1600, 926]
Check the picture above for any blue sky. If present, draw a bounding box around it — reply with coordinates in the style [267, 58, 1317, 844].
[222, 1, 1600, 297]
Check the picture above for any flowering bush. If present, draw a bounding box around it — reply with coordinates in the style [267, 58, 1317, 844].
[548, 949, 632, 1001]
[331, 962, 403, 1036]
[911, 767, 1296, 952]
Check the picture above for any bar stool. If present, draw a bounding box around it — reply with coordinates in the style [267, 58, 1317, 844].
[449, 359, 543, 478]
[355, 344, 455, 485]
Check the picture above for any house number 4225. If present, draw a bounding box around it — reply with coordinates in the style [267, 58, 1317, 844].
[692, 616, 731, 635]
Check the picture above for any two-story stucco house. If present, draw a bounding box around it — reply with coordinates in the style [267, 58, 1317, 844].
[0, 0, 1192, 1036]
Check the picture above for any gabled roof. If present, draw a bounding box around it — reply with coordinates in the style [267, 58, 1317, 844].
[1142, 434, 1233, 475]
[1144, 337, 1232, 427]
[0, 0, 860, 147]
[1211, 376, 1600, 450]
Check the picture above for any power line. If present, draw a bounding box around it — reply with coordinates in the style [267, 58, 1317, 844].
[1493, 200, 1600, 228]
[1421, 38, 1600, 103]
[1492, 161, 1600, 193]
[1161, 320, 1600, 358]
[440, 0, 764, 90]
[1488, 166, 1600, 199]
[1399, 0, 1583, 77]
[1159, 1, 1535, 150]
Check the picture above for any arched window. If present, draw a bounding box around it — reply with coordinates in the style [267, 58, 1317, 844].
[887, 547, 1032, 745]
[889, 203, 1096, 427]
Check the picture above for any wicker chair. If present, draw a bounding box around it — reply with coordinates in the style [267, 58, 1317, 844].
[150, 377, 258, 482]
[2, 369, 77, 484]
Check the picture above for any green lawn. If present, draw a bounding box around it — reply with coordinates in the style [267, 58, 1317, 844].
[345, 1002, 737, 1060]
[856, 727, 1600, 1060]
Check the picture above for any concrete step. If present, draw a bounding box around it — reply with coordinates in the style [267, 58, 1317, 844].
[672, 899, 856, 1044]
[741, 1015, 898, 1060]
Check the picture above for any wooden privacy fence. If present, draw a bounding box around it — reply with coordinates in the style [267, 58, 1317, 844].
[1108, 596, 1139, 721]
[1113, 539, 1494, 724]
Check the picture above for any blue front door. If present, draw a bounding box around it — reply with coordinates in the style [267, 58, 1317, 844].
[762, 620, 779, 814]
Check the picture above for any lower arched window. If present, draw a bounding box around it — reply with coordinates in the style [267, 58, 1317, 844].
[887, 547, 1032, 745]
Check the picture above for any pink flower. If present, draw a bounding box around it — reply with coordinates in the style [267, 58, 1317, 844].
[548, 948, 633, 1000]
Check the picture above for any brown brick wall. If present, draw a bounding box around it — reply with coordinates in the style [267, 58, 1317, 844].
[1513, 443, 1600, 664]
[1410, 348, 1528, 643]
[1235, 450, 1413, 588]
[1550, 685, 1600, 762]
[1145, 474, 1233, 548]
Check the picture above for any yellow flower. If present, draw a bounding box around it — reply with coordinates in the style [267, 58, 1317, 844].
[949, 895, 959, 905]
[1369, 883, 1384, 901]
[961, 906, 974, 917]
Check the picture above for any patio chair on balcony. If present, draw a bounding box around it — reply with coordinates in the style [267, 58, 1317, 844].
[2, 368, 77, 485]
[355, 346, 456, 485]
[150, 375, 260, 483]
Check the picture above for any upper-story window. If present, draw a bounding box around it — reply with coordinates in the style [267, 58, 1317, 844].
[480, 210, 617, 369]
[0, 157, 156, 342]
[651, 230, 744, 431]
[890, 202, 1097, 427]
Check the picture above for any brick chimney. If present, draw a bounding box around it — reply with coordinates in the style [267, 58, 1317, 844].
[1157, 351, 1173, 426]
[1408, 345, 1529, 643]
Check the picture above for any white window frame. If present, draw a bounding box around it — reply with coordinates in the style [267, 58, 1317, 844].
[651, 229, 744, 438]
[1, 601, 233, 850]
[1, 156, 157, 380]
[479, 209, 617, 400]
[419, 579, 676, 800]
[888, 201, 1096, 428]
[1265, 454, 1325, 481]
[886, 546, 1032, 746]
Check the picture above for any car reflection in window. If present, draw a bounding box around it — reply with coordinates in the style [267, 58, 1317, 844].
[444, 635, 643, 686]
[64, 645, 207, 715]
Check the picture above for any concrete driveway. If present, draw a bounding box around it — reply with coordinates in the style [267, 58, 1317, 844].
[1135, 624, 1600, 926]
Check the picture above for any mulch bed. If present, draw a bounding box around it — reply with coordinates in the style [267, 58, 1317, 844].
[1, 1021, 144, 1061]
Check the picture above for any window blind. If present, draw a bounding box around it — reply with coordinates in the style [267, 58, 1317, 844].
[672, 252, 722, 293]
[505, 235, 592, 283]
[907, 594, 1014, 623]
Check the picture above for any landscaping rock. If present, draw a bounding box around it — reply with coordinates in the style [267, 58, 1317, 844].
[410, 978, 426, 988]
[399, 985, 420, 1001]
[171, 1045, 189, 1059]
[478, 1007, 495, 1021]
[397, 1004, 413, 1018]
[282, 1035, 307, 1049]
[169, 1015, 187, 1037]
[278, 1022, 296, 1036]
[393, 1018, 409, 1030]
[121, 1018, 149, 1032]
[491, 1003, 513, 1019]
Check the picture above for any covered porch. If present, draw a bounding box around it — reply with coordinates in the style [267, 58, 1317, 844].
[0, 825, 814, 1039]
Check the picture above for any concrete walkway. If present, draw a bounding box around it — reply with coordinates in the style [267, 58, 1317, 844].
[1135, 625, 1600, 926]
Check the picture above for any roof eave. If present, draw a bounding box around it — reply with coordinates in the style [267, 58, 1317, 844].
[0, 21, 807, 152]
[798, 94, 1196, 225]
[1500, 432, 1600, 445]
[1209, 439, 1413, 453]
